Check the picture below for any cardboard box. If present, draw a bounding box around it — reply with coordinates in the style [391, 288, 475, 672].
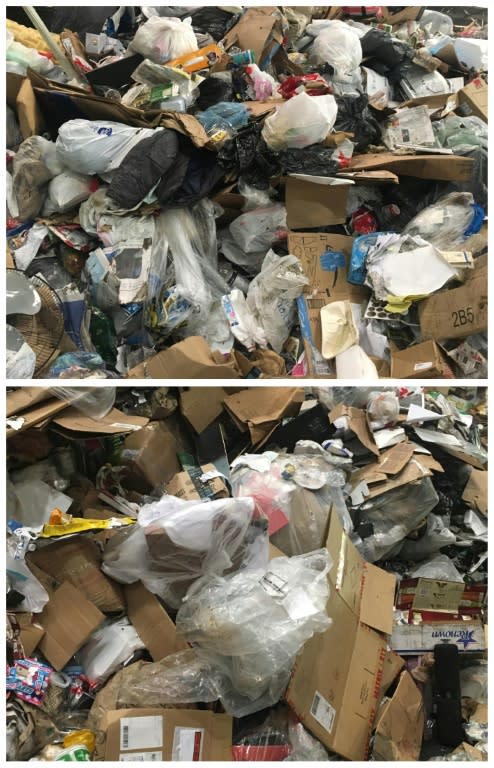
[165, 463, 229, 501]
[38, 582, 105, 670]
[104, 708, 233, 761]
[223, 387, 304, 445]
[379, 7, 423, 25]
[127, 337, 242, 379]
[390, 618, 486, 655]
[462, 468, 487, 516]
[396, 579, 487, 614]
[373, 671, 424, 761]
[179, 387, 229, 434]
[419, 260, 488, 342]
[6, 72, 43, 139]
[123, 420, 182, 490]
[286, 511, 396, 760]
[27, 538, 125, 613]
[285, 176, 350, 229]
[457, 77, 488, 123]
[390, 340, 453, 379]
[124, 582, 188, 662]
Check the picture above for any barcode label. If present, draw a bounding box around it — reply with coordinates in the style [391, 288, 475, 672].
[172, 727, 204, 761]
[119, 716, 163, 751]
[119, 751, 162, 761]
[259, 572, 288, 597]
[311, 690, 336, 734]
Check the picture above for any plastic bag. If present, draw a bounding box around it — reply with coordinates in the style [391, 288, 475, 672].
[411, 554, 464, 583]
[7, 550, 50, 614]
[129, 15, 197, 64]
[307, 19, 362, 75]
[229, 204, 287, 254]
[222, 290, 268, 351]
[6, 326, 36, 379]
[403, 192, 483, 249]
[78, 619, 145, 686]
[7, 105, 23, 149]
[262, 92, 338, 151]
[102, 495, 267, 609]
[44, 172, 95, 214]
[333, 93, 382, 152]
[246, 250, 309, 353]
[50, 387, 116, 419]
[367, 391, 400, 430]
[398, 514, 456, 561]
[175, 549, 332, 717]
[56, 120, 158, 175]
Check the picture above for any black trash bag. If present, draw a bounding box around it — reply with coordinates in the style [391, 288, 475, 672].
[380, 177, 440, 231]
[195, 76, 235, 111]
[333, 93, 382, 152]
[217, 125, 282, 189]
[189, 6, 239, 40]
[278, 145, 340, 177]
[360, 28, 415, 83]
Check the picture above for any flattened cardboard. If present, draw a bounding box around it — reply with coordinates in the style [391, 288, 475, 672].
[104, 708, 233, 761]
[165, 463, 228, 501]
[348, 152, 474, 182]
[329, 403, 380, 457]
[419, 261, 487, 341]
[128, 337, 241, 379]
[52, 407, 148, 435]
[179, 387, 228, 434]
[285, 176, 349, 229]
[124, 582, 188, 662]
[378, 443, 415, 475]
[123, 421, 181, 489]
[462, 468, 487, 516]
[27, 538, 125, 613]
[224, 388, 304, 445]
[7, 396, 70, 438]
[390, 340, 451, 379]
[6, 72, 43, 138]
[373, 671, 424, 761]
[38, 582, 105, 671]
[396, 579, 487, 613]
[6, 388, 54, 417]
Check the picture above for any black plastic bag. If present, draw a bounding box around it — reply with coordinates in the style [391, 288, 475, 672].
[333, 93, 382, 152]
[361, 28, 415, 82]
[278, 145, 340, 177]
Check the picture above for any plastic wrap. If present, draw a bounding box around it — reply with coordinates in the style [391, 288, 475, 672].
[398, 514, 456, 561]
[129, 15, 197, 64]
[50, 387, 116, 420]
[78, 619, 145, 686]
[262, 92, 338, 151]
[6, 326, 36, 379]
[411, 554, 464, 583]
[402, 192, 483, 249]
[102, 495, 267, 609]
[356, 475, 440, 563]
[246, 250, 309, 353]
[367, 391, 400, 430]
[307, 19, 362, 74]
[434, 114, 488, 154]
[175, 549, 332, 717]
[229, 204, 287, 254]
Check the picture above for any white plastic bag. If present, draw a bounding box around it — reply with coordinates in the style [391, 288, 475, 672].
[262, 92, 338, 150]
[246, 250, 309, 353]
[56, 120, 158, 175]
[44, 171, 94, 213]
[78, 618, 146, 685]
[129, 15, 197, 64]
[229, 204, 287, 253]
[7, 551, 49, 614]
[307, 19, 362, 75]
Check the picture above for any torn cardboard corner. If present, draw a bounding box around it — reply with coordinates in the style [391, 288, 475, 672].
[51, 407, 149, 436]
[390, 340, 453, 379]
[462, 468, 487, 516]
[419, 260, 487, 342]
[122, 420, 182, 490]
[373, 671, 425, 762]
[223, 387, 304, 446]
[286, 511, 396, 761]
[104, 708, 233, 761]
[27, 537, 125, 613]
[166, 463, 229, 501]
[38, 581, 105, 671]
[376, 651, 406, 711]
[329, 402, 380, 457]
[124, 582, 188, 662]
[285, 175, 350, 229]
[127, 337, 242, 379]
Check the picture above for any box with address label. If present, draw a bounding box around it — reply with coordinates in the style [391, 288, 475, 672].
[165, 463, 229, 501]
[104, 708, 233, 761]
[286, 510, 396, 761]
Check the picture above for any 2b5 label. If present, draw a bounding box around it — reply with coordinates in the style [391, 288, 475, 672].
[452, 307, 474, 327]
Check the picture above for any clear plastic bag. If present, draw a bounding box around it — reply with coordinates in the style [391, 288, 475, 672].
[50, 387, 116, 419]
[129, 15, 197, 63]
[367, 391, 400, 430]
[402, 192, 482, 249]
[411, 554, 464, 583]
[229, 204, 287, 254]
[262, 91, 338, 151]
[7, 549, 50, 614]
[6, 326, 36, 379]
[246, 250, 309, 353]
[175, 549, 332, 717]
[398, 514, 456, 561]
[307, 19, 362, 75]
[78, 618, 146, 686]
[102, 495, 267, 609]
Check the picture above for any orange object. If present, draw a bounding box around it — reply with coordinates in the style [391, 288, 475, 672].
[63, 730, 96, 754]
[167, 44, 223, 73]
[48, 508, 64, 525]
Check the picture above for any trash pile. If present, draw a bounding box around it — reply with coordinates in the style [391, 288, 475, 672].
[6, 6, 488, 379]
[6, 384, 487, 761]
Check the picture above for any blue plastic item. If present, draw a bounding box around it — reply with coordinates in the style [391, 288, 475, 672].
[349, 232, 393, 285]
[464, 204, 484, 238]
[320, 250, 346, 271]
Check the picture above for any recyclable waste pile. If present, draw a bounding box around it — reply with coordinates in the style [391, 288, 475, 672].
[6, 6, 488, 379]
[6, 383, 487, 760]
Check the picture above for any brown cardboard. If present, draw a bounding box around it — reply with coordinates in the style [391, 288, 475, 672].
[380, 7, 423, 25]
[348, 152, 474, 182]
[285, 177, 349, 229]
[124, 582, 188, 662]
[462, 468, 488, 516]
[457, 77, 488, 123]
[51, 407, 148, 435]
[378, 443, 415, 475]
[104, 708, 232, 761]
[179, 387, 228, 434]
[6, 72, 43, 138]
[286, 511, 395, 760]
[165, 463, 229, 501]
[350, 456, 433, 500]
[223, 387, 304, 445]
[6, 388, 55, 417]
[27, 538, 125, 613]
[377, 651, 406, 708]
[221, 6, 282, 65]
[128, 337, 242, 379]
[234, 348, 287, 378]
[38, 582, 105, 671]
[329, 403, 380, 457]
[123, 420, 182, 489]
[6, 395, 70, 438]
[16, 613, 45, 657]
[373, 672, 425, 761]
[390, 340, 452, 379]
[398, 578, 466, 613]
[419, 262, 488, 341]
[336, 169, 399, 185]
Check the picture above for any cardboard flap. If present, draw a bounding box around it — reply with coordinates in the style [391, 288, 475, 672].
[329, 403, 380, 457]
[378, 443, 415, 475]
[52, 407, 148, 435]
[373, 671, 425, 761]
[224, 388, 304, 445]
[285, 176, 350, 228]
[462, 468, 487, 516]
[128, 337, 241, 379]
[360, 564, 396, 635]
[125, 582, 188, 662]
[7, 397, 70, 437]
[348, 152, 474, 182]
[179, 387, 229, 434]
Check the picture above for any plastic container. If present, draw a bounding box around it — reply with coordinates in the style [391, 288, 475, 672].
[157, 95, 187, 112]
